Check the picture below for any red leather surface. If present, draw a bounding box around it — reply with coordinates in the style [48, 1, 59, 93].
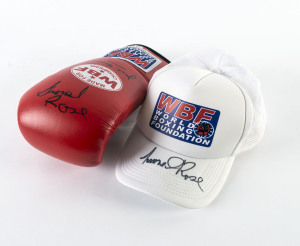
[18, 49, 168, 166]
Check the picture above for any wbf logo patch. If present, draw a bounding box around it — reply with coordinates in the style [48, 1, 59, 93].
[105, 45, 161, 72]
[149, 92, 220, 147]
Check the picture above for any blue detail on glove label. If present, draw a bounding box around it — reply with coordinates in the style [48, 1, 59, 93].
[105, 45, 162, 73]
[149, 92, 220, 147]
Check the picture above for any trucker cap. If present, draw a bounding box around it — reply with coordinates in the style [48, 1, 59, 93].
[116, 50, 266, 208]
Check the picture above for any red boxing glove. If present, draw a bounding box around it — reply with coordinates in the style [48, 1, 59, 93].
[18, 45, 169, 166]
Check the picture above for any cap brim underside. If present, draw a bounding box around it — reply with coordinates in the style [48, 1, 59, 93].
[116, 127, 235, 208]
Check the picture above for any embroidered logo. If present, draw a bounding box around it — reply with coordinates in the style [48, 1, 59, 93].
[149, 92, 220, 147]
[104, 45, 161, 72]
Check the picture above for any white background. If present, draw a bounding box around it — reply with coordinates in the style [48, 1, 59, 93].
[1, 0, 300, 245]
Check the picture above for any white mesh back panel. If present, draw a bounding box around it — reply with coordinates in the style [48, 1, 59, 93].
[168, 49, 266, 155]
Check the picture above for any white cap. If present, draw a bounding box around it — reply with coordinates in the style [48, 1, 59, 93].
[116, 50, 266, 208]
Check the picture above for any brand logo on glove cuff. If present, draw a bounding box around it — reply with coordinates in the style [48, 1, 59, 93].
[150, 92, 220, 147]
[105, 45, 161, 73]
[71, 64, 122, 91]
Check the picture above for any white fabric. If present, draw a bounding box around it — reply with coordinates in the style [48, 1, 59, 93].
[169, 50, 267, 154]
[116, 50, 266, 208]
[138, 66, 246, 158]
[116, 127, 235, 208]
